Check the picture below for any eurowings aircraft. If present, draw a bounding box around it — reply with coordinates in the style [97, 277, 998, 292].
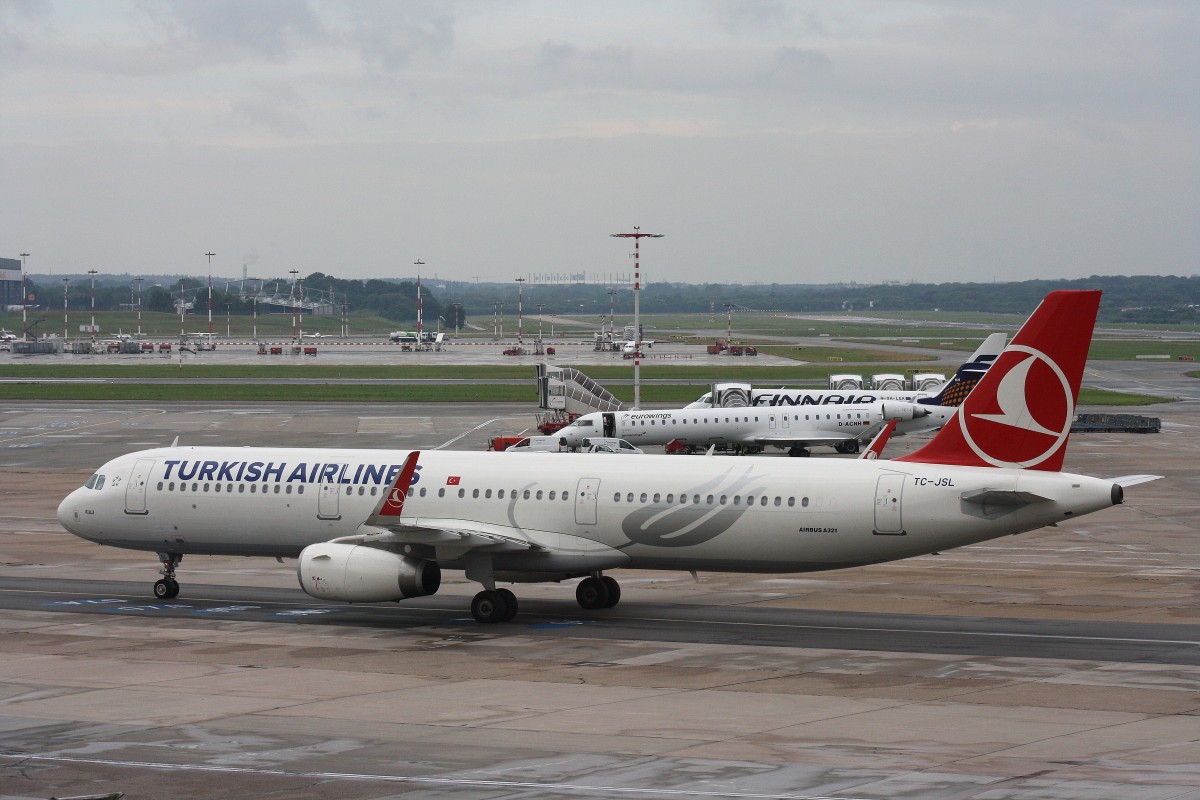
[58, 291, 1158, 623]
[685, 332, 1007, 410]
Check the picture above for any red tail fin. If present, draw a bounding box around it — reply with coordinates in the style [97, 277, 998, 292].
[897, 290, 1099, 471]
[377, 450, 420, 517]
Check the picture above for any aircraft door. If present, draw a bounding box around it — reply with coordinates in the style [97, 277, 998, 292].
[575, 477, 600, 526]
[602, 413, 616, 438]
[768, 414, 777, 430]
[124, 457, 155, 515]
[317, 463, 347, 520]
[873, 474, 905, 534]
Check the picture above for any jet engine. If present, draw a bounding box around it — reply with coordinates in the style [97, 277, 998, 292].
[710, 382, 752, 407]
[298, 542, 441, 603]
[880, 402, 931, 421]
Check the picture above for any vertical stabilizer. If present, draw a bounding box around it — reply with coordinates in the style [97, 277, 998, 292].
[897, 290, 1099, 471]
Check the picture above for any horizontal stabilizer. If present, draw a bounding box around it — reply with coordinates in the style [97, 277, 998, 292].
[1110, 474, 1163, 487]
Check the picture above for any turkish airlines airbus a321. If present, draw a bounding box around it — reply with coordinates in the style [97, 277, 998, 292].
[58, 291, 1158, 623]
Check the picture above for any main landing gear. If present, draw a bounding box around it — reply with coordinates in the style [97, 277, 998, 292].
[154, 552, 182, 599]
[834, 440, 860, 454]
[467, 573, 624, 623]
[576, 574, 621, 610]
[470, 588, 518, 624]
[787, 446, 811, 457]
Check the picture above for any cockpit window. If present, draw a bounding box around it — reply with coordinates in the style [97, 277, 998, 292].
[85, 473, 105, 490]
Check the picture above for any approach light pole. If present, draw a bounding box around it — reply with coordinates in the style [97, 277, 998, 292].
[610, 227, 663, 409]
[87, 269, 98, 343]
[133, 277, 143, 337]
[725, 303, 733, 342]
[414, 260, 425, 348]
[205, 252, 215, 338]
[288, 269, 299, 343]
[178, 278, 187, 342]
[62, 278, 69, 341]
[19, 252, 29, 340]
[607, 286, 616, 341]
[515, 277, 525, 350]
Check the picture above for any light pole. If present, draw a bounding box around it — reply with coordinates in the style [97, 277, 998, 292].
[179, 278, 187, 342]
[87, 269, 98, 343]
[610, 227, 663, 409]
[62, 278, 69, 341]
[19, 252, 29, 340]
[536, 303, 545, 353]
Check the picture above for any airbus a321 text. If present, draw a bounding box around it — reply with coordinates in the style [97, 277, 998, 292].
[58, 291, 1159, 623]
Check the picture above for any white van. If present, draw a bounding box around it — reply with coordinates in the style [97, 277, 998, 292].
[579, 437, 644, 454]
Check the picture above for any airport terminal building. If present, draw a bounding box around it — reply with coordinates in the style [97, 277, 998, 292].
[0, 257, 25, 309]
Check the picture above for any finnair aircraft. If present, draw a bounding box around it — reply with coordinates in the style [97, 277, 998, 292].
[58, 291, 1158, 623]
[685, 333, 1007, 410]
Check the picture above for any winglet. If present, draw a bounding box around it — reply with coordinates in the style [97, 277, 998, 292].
[372, 450, 421, 519]
[898, 290, 1100, 471]
[860, 420, 896, 459]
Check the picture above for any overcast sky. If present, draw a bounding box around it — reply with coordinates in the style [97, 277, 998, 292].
[1, 1, 1196, 285]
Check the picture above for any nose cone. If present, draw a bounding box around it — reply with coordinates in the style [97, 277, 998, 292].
[57, 488, 85, 536]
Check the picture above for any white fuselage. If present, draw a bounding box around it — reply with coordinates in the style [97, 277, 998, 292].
[59, 446, 1117, 577]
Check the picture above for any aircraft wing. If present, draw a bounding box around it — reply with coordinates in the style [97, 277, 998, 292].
[343, 450, 541, 556]
[333, 519, 541, 554]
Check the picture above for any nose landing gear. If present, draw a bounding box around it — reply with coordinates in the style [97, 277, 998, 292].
[154, 552, 181, 599]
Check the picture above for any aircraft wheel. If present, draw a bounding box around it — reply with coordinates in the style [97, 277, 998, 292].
[576, 576, 611, 610]
[788, 446, 810, 457]
[153, 579, 171, 599]
[600, 576, 621, 608]
[844, 441, 859, 454]
[471, 590, 511, 623]
[496, 588, 519, 622]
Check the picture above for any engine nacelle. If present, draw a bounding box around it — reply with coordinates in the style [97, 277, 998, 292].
[880, 401, 930, 421]
[298, 542, 441, 603]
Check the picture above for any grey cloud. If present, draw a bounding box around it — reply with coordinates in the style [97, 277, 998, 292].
[137, 0, 324, 62]
[337, 0, 455, 73]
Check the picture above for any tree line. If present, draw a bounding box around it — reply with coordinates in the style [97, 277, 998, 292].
[19, 273, 1199, 326]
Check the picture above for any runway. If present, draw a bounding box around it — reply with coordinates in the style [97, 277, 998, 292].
[1, 370, 1199, 799]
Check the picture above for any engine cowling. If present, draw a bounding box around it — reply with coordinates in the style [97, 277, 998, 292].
[880, 401, 931, 421]
[298, 542, 441, 602]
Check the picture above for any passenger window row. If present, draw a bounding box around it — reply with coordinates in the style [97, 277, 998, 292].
[612, 492, 806, 508]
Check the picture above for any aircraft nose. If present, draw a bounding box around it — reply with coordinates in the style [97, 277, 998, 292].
[57, 489, 85, 535]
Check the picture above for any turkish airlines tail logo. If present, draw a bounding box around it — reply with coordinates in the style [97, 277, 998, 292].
[380, 451, 420, 517]
[898, 290, 1099, 471]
